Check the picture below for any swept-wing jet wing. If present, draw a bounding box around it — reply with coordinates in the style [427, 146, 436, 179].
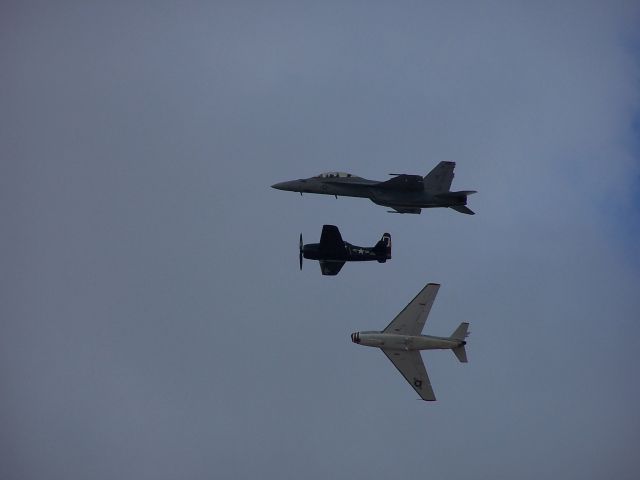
[319, 260, 345, 276]
[319, 225, 346, 257]
[382, 349, 436, 401]
[383, 283, 440, 335]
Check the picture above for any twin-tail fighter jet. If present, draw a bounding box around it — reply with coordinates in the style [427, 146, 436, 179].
[300, 225, 391, 276]
[350, 283, 469, 401]
[272, 161, 476, 214]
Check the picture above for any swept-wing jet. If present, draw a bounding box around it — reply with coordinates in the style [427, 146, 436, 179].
[300, 225, 391, 276]
[350, 283, 469, 401]
[272, 161, 476, 214]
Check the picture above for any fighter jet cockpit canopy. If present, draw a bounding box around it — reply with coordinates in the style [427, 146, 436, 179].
[314, 172, 353, 179]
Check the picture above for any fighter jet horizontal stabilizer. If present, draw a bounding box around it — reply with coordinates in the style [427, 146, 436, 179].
[449, 205, 475, 215]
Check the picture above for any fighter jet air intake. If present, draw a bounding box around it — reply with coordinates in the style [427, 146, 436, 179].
[350, 283, 469, 401]
[300, 225, 391, 276]
[272, 161, 476, 214]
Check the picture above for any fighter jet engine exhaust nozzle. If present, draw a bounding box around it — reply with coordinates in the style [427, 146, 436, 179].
[299, 233, 304, 270]
[350, 332, 361, 344]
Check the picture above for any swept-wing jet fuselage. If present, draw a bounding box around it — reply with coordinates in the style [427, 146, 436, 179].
[272, 162, 476, 214]
[351, 283, 469, 401]
[300, 225, 391, 275]
[350, 331, 463, 351]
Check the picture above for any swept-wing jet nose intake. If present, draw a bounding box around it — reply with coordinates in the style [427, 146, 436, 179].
[300, 225, 391, 276]
[351, 283, 469, 401]
[272, 161, 476, 214]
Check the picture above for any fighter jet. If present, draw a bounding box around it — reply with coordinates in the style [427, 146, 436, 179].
[272, 161, 476, 214]
[350, 283, 469, 401]
[300, 225, 391, 276]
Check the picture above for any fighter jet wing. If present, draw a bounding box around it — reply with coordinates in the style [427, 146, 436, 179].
[378, 174, 424, 191]
[382, 283, 440, 335]
[319, 225, 346, 257]
[382, 349, 436, 401]
[387, 206, 422, 214]
[319, 260, 345, 276]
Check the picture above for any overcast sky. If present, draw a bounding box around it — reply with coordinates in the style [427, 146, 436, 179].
[2, 1, 639, 479]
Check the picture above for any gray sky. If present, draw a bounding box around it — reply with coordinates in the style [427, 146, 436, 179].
[2, 1, 639, 479]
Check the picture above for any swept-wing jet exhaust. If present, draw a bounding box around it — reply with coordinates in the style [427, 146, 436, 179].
[351, 283, 469, 401]
[272, 161, 476, 214]
[300, 225, 391, 276]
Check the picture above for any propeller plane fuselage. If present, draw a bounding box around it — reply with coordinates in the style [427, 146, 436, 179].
[300, 225, 391, 276]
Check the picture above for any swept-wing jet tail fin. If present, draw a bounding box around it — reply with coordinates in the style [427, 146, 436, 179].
[450, 322, 469, 363]
[452, 345, 468, 363]
[424, 161, 455, 192]
[450, 322, 469, 340]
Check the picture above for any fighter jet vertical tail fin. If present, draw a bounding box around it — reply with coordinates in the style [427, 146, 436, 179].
[424, 161, 455, 193]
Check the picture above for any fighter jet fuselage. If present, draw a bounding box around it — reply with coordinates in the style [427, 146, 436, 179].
[272, 162, 476, 214]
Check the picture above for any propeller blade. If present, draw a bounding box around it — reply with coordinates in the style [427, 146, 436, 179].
[299, 234, 303, 270]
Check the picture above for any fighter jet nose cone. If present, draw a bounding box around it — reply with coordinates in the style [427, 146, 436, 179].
[271, 180, 301, 192]
[272, 181, 296, 191]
